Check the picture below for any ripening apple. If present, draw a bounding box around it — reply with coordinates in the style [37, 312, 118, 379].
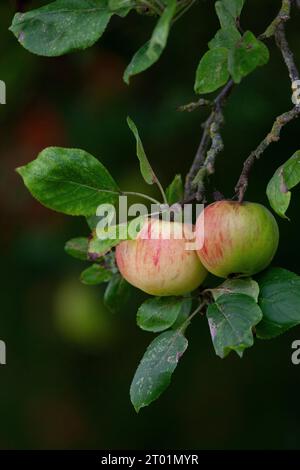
[196, 201, 279, 278]
[115, 219, 207, 296]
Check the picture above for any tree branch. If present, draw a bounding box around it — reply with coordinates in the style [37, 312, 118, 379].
[235, 107, 300, 202]
[235, 3, 300, 202]
[260, 0, 291, 39]
[185, 0, 299, 203]
[184, 79, 234, 200]
[275, 22, 299, 83]
[178, 98, 211, 112]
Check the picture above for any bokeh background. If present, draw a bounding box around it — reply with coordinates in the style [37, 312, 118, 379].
[1, 0, 300, 449]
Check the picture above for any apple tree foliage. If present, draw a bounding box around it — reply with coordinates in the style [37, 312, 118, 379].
[11, 0, 300, 412]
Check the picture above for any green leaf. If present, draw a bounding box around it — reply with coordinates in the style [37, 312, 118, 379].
[108, 0, 135, 16]
[208, 27, 241, 50]
[137, 297, 190, 333]
[212, 278, 259, 302]
[130, 330, 188, 412]
[104, 274, 132, 312]
[80, 263, 113, 285]
[127, 116, 157, 185]
[86, 215, 102, 231]
[228, 31, 269, 83]
[266, 167, 291, 219]
[65, 237, 89, 260]
[96, 222, 131, 240]
[88, 236, 120, 260]
[9, 0, 120, 57]
[267, 150, 300, 219]
[123, 42, 151, 85]
[171, 298, 192, 329]
[194, 48, 230, 94]
[256, 268, 300, 339]
[215, 1, 236, 29]
[88, 216, 145, 259]
[165, 174, 183, 205]
[207, 293, 263, 358]
[16, 147, 119, 216]
[284, 150, 300, 188]
[215, 0, 245, 29]
[147, 0, 176, 59]
[222, 0, 245, 18]
[123, 0, 176, 83]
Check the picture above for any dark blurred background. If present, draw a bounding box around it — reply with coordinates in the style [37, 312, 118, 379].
[0, 0, 300, 450]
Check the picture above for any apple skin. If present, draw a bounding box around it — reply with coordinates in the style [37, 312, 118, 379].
[196, 201, 279, 278]
[115, 219, 207, 296]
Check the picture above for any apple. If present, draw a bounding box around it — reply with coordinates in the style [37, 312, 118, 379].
[115, 219, 207, 296]
[54, 278, 115, 350]
[196, 200, 279, 278]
